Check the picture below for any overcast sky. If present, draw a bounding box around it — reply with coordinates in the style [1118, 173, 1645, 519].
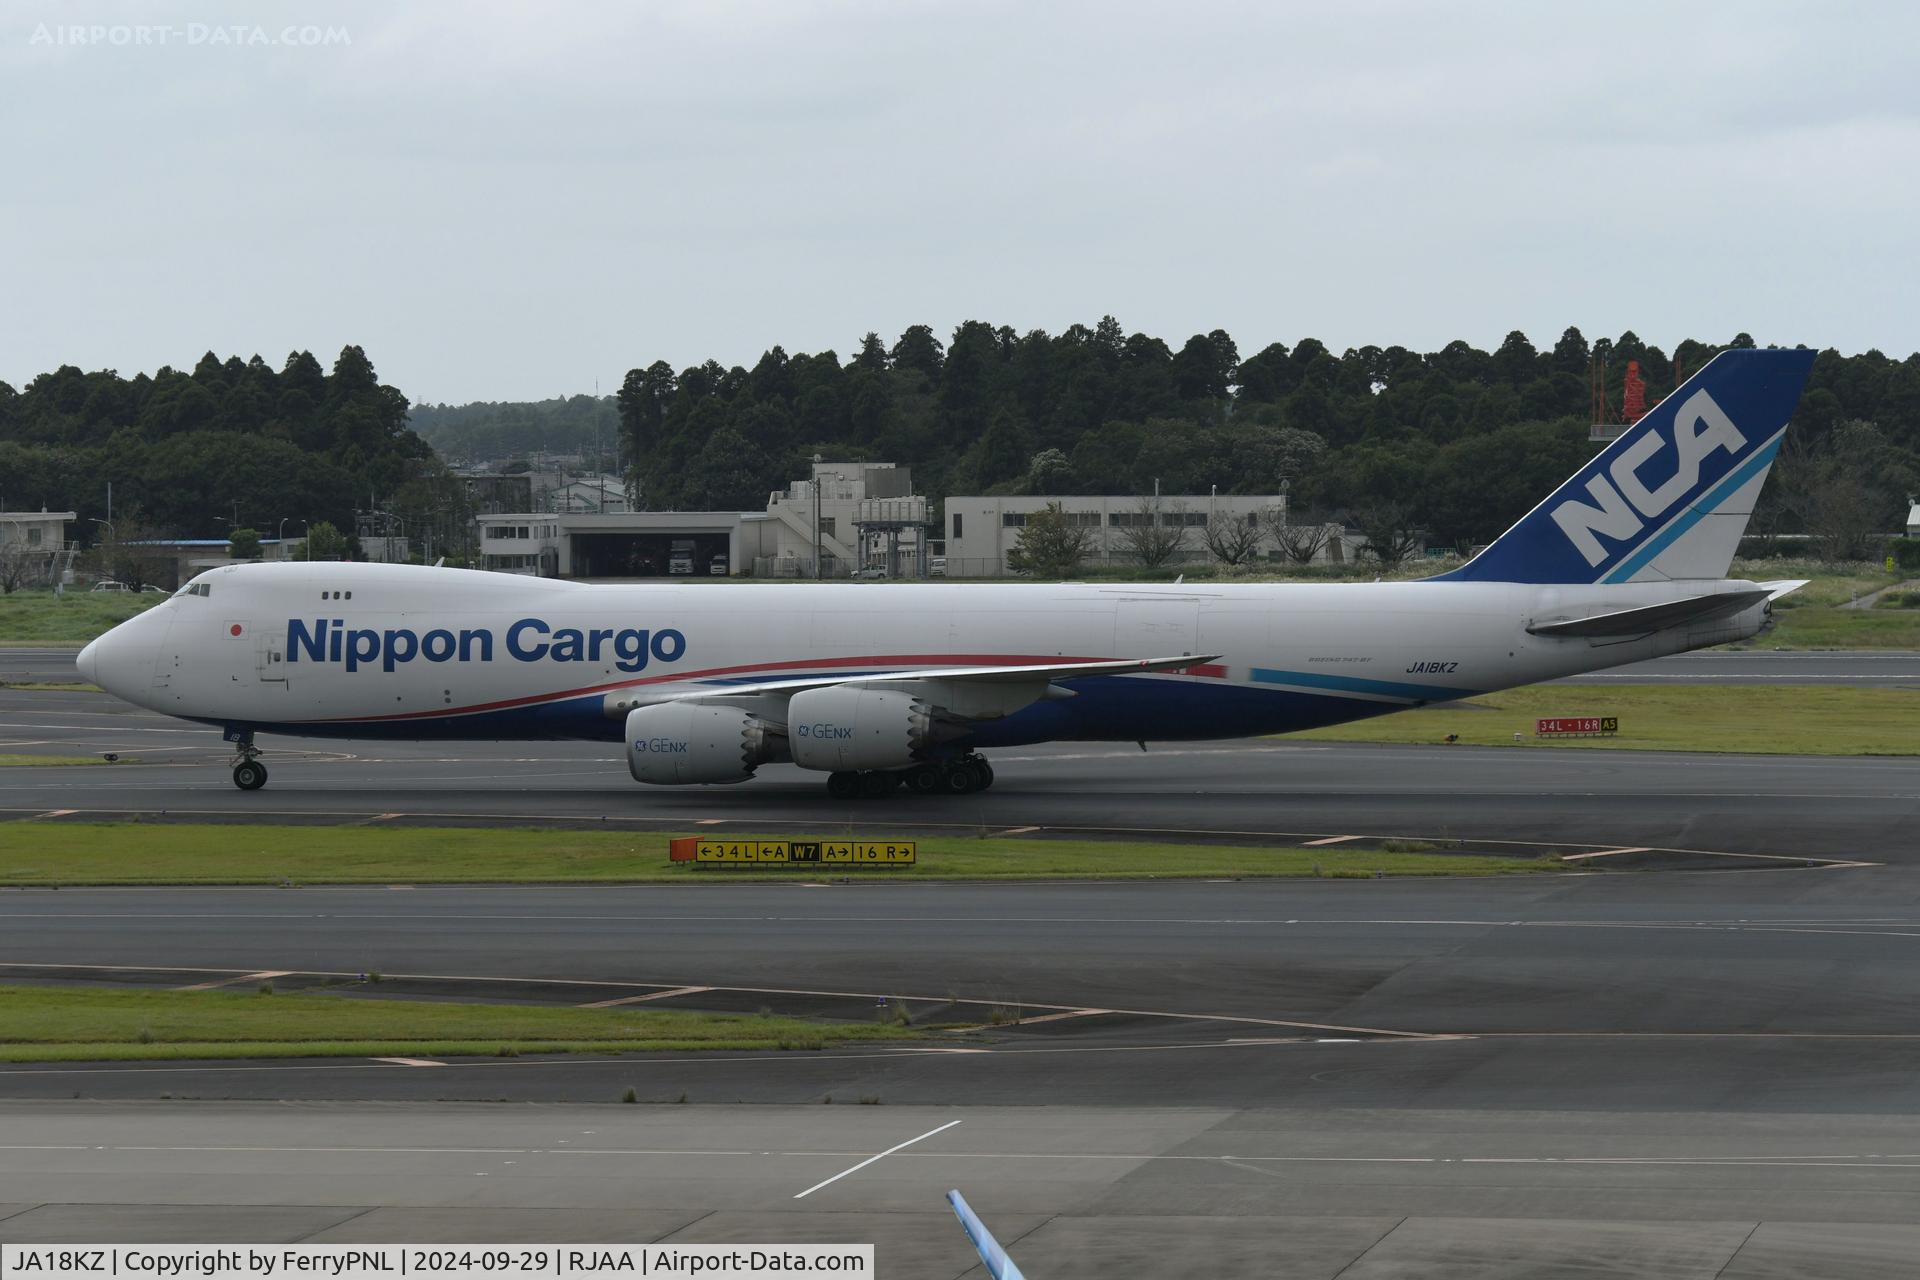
[6, 1, 1917, 404]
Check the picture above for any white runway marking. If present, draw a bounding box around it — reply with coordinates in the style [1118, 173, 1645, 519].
[174, 969, 291, 991]
[791, 1118, 962, 1199]
[576, 985, 712, 1009]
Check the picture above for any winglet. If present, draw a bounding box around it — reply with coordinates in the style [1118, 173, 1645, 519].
[947, 1190, 1026, 1280]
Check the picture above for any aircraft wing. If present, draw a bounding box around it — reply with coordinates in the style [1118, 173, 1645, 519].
[947, 1190, 1026, 1280]
[607, 654, 1220, 717]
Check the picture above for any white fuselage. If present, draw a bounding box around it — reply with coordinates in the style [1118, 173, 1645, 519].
[80, 562, 1773, 750]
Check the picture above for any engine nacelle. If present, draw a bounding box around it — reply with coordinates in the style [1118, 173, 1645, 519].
[786, 685, 930, 772]
[625, 702, 781, 785]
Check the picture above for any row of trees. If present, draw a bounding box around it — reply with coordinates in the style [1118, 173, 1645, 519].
[410, 393, 621, 470]
[0, 346, 467, 553]
[619, 323, 1920, 558]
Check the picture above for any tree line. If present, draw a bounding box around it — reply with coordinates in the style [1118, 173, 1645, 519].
[410, 393, 620, 471]
[0, 346, 467, 554]
[618, 323, 1920, 558]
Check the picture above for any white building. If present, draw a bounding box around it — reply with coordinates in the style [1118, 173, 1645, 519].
[473, 462, 928, 579]
[0, 510, 77, 588]
[942, 493, 1325, 577]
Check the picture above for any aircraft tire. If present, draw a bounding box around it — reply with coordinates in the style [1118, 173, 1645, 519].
[826, 770, 861, 799]
[938, 761, 979, 795]
[858, 770, 897, 798]
[970, 758, 994, 790]
[904, 764, 941, 794]
[233, 760, 268, 791]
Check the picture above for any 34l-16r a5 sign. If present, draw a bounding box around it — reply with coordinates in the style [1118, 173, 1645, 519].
[1537, 717, 1619, 736]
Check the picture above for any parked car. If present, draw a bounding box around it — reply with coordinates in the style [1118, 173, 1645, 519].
[89, 580, 131, 593]
[852, 566, 890, 580]
[930, 556, 947, 577]
[709, 556, 729, 576]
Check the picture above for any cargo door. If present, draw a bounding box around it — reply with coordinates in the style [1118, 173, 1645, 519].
[1112, 592, 1200, 659]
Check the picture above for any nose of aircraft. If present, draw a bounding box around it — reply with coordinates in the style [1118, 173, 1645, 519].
[78, 615, 160, 703]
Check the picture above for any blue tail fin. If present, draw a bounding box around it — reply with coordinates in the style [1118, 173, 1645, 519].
[947, 1190, 1026, 1280]
[1438, 347, 1816, 584]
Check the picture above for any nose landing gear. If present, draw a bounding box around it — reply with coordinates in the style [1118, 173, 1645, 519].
[229, 735, 268, 791]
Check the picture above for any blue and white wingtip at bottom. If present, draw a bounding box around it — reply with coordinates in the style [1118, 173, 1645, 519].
[948, 1190, 1027, 1280]
[1437, 347, 1818, 586]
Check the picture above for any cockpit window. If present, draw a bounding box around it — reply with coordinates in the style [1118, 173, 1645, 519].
[175, 582, 212, 598]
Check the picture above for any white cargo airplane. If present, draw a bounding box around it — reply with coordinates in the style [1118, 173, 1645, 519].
[79, 348, 1814, 798]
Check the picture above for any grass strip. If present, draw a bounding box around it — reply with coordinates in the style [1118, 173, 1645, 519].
[0, 823, 1555, 885]
[1292, 684, 1920, 755]
[1759, 608, 1920, 649]
[0, 983, 916, 1062]
[0, 591, 160, 645]
[0, 755, 103, 767]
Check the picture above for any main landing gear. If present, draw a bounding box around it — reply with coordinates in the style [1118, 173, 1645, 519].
[826, 754, 994, 799]
[230, 736, 268, 791]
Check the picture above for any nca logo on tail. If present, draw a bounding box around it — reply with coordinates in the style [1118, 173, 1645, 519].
[1551, 390, 1747, 566]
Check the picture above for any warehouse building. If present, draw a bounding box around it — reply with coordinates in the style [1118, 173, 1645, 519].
[941, 492, 1329, 577]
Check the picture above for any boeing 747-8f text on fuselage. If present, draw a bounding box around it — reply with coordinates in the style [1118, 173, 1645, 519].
[78, 349, 1815, 798]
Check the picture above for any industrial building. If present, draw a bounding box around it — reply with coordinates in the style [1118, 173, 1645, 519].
[475, 461, 928, 579]
[941, 492, 1328, 577]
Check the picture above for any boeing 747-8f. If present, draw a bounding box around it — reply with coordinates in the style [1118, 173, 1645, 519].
[77, 348, 1815, 798]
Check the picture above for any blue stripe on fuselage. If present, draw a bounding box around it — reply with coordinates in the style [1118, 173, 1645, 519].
[1248, 667, 1479, 703]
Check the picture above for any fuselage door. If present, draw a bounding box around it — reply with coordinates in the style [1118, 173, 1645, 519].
[254, 622, 287, 683]
[1113, 593, 1200, 659]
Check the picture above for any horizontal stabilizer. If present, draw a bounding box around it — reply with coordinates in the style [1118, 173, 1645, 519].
[1527, 588, 1772, 637]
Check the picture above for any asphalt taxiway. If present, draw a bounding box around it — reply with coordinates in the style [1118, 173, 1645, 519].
[1, 681, 1916, 858]
[3, 666, 1918, 1274]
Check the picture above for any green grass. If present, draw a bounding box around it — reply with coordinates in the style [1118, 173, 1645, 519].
[0, 755, 103, 767]
[0, 823, 1556, 886]
[0, 681, 102, 692]
[1721, 559, 1920, 648]
[1293, 684, 1920, 755]
[0, 590, 159, 645]
[0, 983, 916, 1062]
[1762, 608, 1920, 648]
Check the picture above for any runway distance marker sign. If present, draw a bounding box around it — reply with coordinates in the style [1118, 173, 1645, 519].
[670, 837, 916, 865]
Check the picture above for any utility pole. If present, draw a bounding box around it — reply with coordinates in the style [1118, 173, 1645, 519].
[811, 453, 823, 580]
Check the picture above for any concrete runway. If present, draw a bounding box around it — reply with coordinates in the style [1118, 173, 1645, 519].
[3, 668, 1919, 1274]
[7, 1102, 1920, 1277]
